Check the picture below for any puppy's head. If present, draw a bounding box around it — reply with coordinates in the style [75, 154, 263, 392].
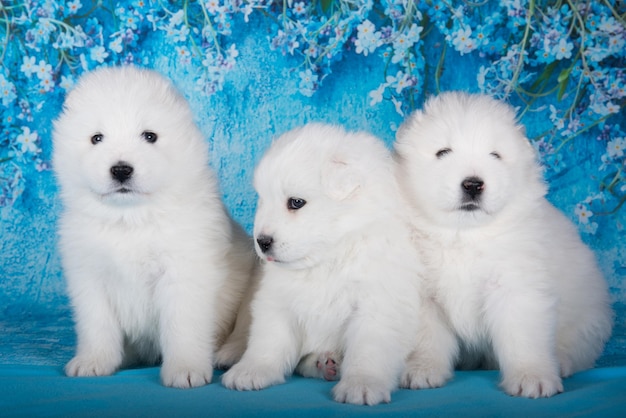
[253, 123, 393, 269]
[395, 92, 546, 229]
[52, 66, 207, 210]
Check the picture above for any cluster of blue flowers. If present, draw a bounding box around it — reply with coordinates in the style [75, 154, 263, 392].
[0, 0, 624, 234]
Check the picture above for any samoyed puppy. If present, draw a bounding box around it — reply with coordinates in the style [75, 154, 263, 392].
[394, 92, 613, 398]
[221, 123, 424, 405]
[53, 66, 257, 388]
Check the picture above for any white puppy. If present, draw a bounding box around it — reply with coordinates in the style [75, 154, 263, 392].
[53, 66, 256, 388]
[395, 92, 613, 398]
[221, 124, 423, 405]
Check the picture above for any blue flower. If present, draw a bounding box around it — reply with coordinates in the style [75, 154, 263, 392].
[0, 162, 25, 207]
[16, 127, 40, 155]
[117, 7, 140, 31]
[34, 60, 52, 80]
[426, 0, 447, 21]
[354, 20, 382, 56]
[90, 46, 109, 63]
[553, 38, 574, 60]
[450, 27, 476, 55]
[0, 74, 17, 107]
[175, 45, 192, 65]
[66, 0, 83, 16]
[298, 69, 318, 97]
[20, 57, 37, 77]
[292, 2, 307, 16]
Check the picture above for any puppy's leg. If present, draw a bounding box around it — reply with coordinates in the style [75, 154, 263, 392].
[65, 273, 124, 377]
[296, 352, 341, 381]
[333, 291, 417, 406]
[214, 275, 257, 369]
[214, 315, 249, 369]
[222, 295, 299, 391]
[156, 263, 217, 389]
[401, 298, 457, 389]
[486, 282, 563, 398]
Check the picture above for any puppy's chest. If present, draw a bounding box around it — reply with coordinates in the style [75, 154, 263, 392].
[425, 242, 495, 339]
[99, 234, 166, 326]
[289, 278, 356, 344]
[106, 239, 166, 284]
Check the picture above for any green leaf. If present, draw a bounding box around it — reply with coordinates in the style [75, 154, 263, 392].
[556, 67, 572, 100]
[557, 67, 571, 84]
[321, 0, 333, 14]
[529, 61, 557, 92]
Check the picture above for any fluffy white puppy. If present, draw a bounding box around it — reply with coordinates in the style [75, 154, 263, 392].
[53, 66, 256, 388]
[221, 123, 423, 405]
[395, 92, 613, 398]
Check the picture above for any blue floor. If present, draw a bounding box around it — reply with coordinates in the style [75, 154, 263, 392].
[2, 365, 625, 417]
[1, 304, 625, 417]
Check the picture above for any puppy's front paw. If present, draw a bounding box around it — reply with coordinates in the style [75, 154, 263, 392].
[332, 376, 391, 406]
[160, 362, 212, 388]
[65, 354, 120, 377]
[501, 371, 563, 398]
[400, 364, 452, 389]
[222, 363, 285, 391]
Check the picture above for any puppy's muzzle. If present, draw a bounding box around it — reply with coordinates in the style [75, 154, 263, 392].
[461, 176, 484, 199]
[110, 162, 134, 183]
[256, 235, 273, 254]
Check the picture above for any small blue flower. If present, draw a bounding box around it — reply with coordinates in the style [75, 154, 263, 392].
[16, 127, 40, 155]
[298, 69, 318, 97]
[553, 38, 574, 60]
[66, 0, 83, 15]
[450, 27, 476, 55]
[175, 45, 192, 65]
[90, 45, 109, 63]
[354, 20, 382, 56]
[20, 57, 37, 77]
[0, 74, 17, 107]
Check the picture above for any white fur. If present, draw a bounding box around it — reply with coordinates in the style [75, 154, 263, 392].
[53, 66, 256, 388]
[221, 124, 424, 405]
[395, 92, 613, 398]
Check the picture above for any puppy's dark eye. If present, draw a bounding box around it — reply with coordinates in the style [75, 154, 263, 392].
[436, 148, 452, 158]
[490, 151, 501, 159]
[287, 197, 307, 210]
[142, 131, 158, 144]
[91, 133, 103, 145]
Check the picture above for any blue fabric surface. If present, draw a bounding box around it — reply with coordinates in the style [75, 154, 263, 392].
[2, 366, 626, 417]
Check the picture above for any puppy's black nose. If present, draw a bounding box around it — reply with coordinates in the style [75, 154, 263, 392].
[256, 235, 273, 254]
[462, 176, 484, 199]
[110, 163, 134, 183]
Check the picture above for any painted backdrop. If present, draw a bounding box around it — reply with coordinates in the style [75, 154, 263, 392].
[1, 1, 625, 365]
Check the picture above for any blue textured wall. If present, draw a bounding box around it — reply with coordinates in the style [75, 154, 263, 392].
[1, 1, 624, 366]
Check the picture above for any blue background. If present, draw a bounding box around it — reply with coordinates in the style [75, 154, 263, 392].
[0, 1, 625, 415]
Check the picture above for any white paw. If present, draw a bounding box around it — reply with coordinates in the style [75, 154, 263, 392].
[400, 364, 452, 389]
[296, 352, 341, 381]
[65, 354, 120, 377]
[160, 362, 212, 388]
[222, 363, 285, 391]
[501, 371, 564, 398]
[316, 353, 340, 381]
[332, 376, 391, 406]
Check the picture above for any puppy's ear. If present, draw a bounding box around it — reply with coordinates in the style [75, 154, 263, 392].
[396, 109, 424, 141]
[322, 159, 361, 201]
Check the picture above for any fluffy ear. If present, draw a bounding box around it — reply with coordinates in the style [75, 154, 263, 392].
[396, 109, 424, 141]
[321, 159, 361, 201]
